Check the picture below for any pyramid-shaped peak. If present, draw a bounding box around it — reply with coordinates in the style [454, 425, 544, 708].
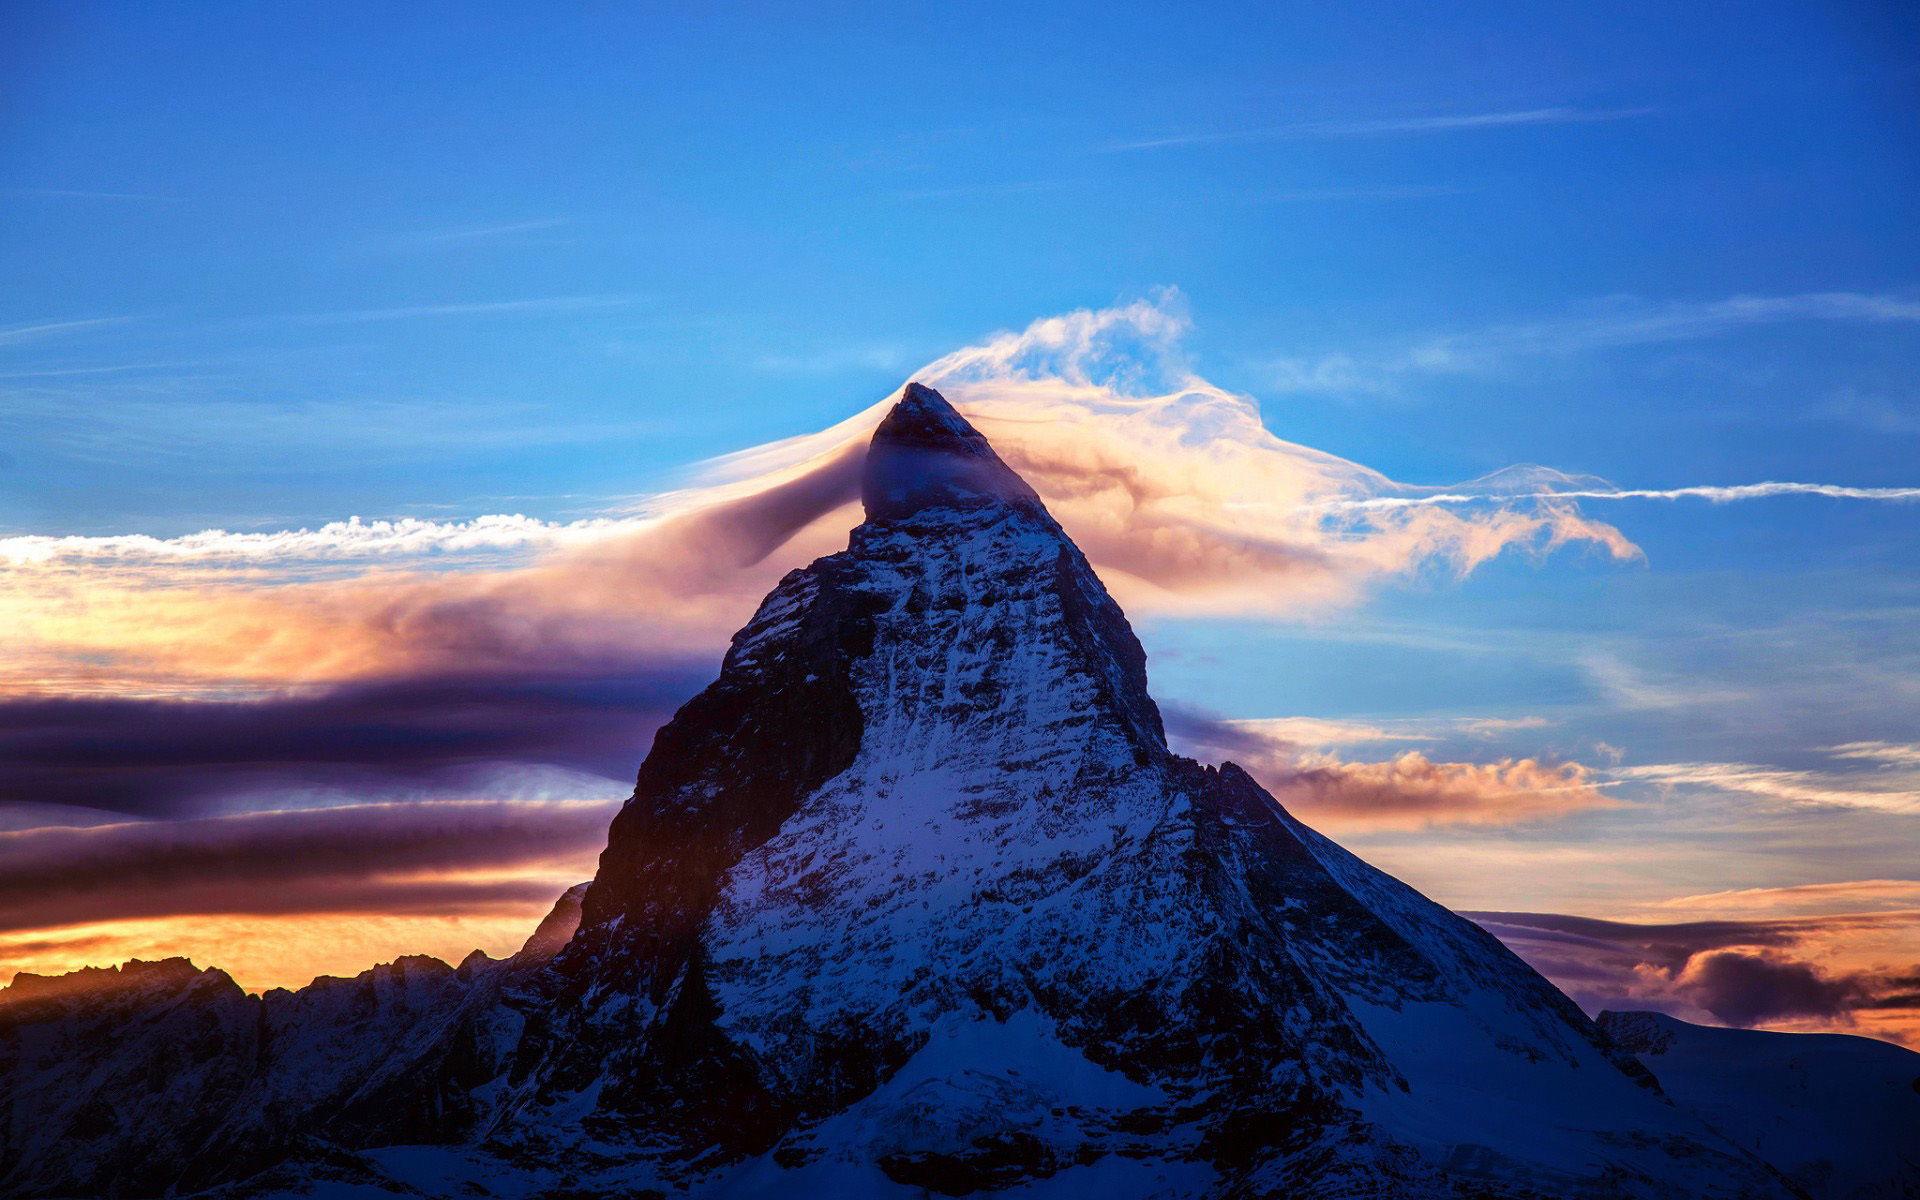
[877, 381, 990, 451]
[862, 381, 1043, 521]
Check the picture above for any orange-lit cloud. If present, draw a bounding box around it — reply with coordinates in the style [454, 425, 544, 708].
[1, 489, 848, 694]
[2, 294, 1641, 700]
[908, 294, 1641, 614]
[1281, 751, 1610, 829]
[1166, 707, 1613, 830]
[1655, 878, 1920, 914]
[1470, 908, 1920, 1044]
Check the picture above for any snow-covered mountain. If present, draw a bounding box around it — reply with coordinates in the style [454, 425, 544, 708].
[1599, 1010, 1920, 1200]
[0, 384, 1872, 1198]
[0, 883, 590, 1198]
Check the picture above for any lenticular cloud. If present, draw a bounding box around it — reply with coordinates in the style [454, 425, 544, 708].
[658, 291, 1644, 617]
[0, 294, 1702, 692]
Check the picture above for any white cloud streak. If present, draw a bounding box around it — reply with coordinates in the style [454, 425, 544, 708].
[1618, 760, 1920, 815]
[288, 295, 642, 323]
[2, 188, 182, 202]
[0, 317, 137, 346]
[754, 344, 912, 374]
[0, 514, 650, 566]
[1312, 481, 1920, 514]
[1828, 742, 1920, 768]
[1268, 290, 1920, 393]
[1103, 106, 1653, 152]
[393, 218, 572, 246]
[894, 181, 1069, 201]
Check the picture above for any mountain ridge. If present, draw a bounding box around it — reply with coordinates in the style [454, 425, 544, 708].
[1597, 1009, 1920, 1200]
[0, 384, 1849, 1198]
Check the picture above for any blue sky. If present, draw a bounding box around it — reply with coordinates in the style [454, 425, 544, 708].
[5, 1, 1916, 532]
[3, 1, 1919, 1035]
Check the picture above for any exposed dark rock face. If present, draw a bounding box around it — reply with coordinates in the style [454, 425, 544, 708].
[0, 385, 1828, 1198]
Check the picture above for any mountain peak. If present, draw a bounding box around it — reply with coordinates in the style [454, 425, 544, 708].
[0, 382, 1824, 1200]
[861, 381, 1042, 521]
[885, 380, 978, 443]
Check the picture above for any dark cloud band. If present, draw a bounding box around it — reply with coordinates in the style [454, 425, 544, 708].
[1468, 909, 1919, 1030]
[0, 665, 704, 818]
[0, 797, 617, 934]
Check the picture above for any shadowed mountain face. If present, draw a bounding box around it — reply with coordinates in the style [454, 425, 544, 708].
[1599, 1010, 1920, 1200]
[0, 385, 1809, 1198]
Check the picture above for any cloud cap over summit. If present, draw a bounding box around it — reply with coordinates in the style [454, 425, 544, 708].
[860, 381, 1045, 521]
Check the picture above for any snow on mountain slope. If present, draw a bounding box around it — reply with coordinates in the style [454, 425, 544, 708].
[470, 384, 1790, 1198]
[1600, 1009, 1920, 1200]
[0, 384, 1821, 1199]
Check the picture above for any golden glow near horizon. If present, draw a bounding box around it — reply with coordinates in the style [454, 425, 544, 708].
[0, 905, 567, 995]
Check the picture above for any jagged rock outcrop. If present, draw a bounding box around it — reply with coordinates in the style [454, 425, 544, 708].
[0, 385, 1818, 1198]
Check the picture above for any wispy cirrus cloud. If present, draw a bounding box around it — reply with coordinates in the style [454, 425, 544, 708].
[1655, 878, 1920, 914]
[387, 217, 573, 248]
[1267, 290, 1920, 395]
[2, 391, 661, 467]
[893, 180, 1069, 201]
[0, 360, 208, 382]
[1102, 105, 1654, 152]
[1618, 757, 1920, 815]
[754, 343, 913, 374]
[285, 294, 642, 323]
[1828, 742, 1920, 769]
[0, 316, 140, 346]
[1408, 291, 1920, 366]
[1, 188, 182, 202]
[1251, 183, 1468, 203]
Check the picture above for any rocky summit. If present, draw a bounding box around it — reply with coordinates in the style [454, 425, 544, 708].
[0, 384, 1836, 1198]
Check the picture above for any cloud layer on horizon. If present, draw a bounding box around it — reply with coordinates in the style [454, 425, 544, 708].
[0, 667, 700, 819]
[0, 795, 614, 937]
[1470, 909, 1920, 1040]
